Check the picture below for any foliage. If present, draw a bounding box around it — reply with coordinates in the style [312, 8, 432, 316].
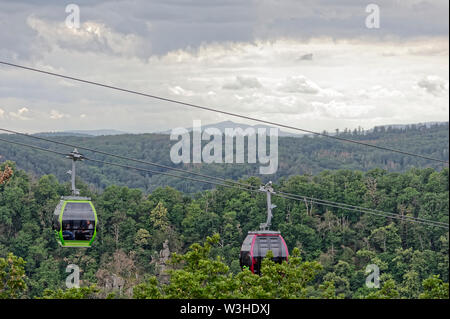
[0, 157, 448, 299]
[39, 285, 100, 299]
[134, 235, 324, 299]
[419, 275, 449, 299]
[0, 123, 448, 193]
[366, 279, 400, 299]
[0, 252, 27, 299]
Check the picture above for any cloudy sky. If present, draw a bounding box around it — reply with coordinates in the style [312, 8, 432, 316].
[0, 0, 448, 133]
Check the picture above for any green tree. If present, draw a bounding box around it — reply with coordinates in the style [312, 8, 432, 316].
[368, 224, 401, 253]
[0, 252, 28, 299]
[400, 271, 421, 298]
[133, 276, 163, 299]
[131, 236, 324, 299]
[366, 278, 400, 299]
[150, 202, 170, 232]
[419, 275, 449, 299]
[39, 286, 99, 299]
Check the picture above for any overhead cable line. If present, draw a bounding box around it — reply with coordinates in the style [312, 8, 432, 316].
[276, 192, 448, 228]
[0, 136, 67, 156]
[85, 157, 258, 193]
[0, 134, 256, 191]
[0, 127, 253, 189]
[0, 61, 448, 164]
[2, 127, 446, 227]
[86, 156, 449, 229]
[277, 191, 449, 227]
[0, 136, 447, 229]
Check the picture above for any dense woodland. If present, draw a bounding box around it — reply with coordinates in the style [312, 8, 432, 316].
[0, 159, 448, 299]
[0, 123, 448, 193]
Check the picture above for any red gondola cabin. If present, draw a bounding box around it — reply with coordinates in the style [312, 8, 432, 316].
[239, 230, 289, 275]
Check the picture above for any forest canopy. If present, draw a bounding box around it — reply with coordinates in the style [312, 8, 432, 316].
[0, 122, 448, 194]
[0, 160, 448, 299]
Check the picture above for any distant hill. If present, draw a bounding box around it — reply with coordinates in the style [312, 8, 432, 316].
[1, 122, 448, 193]
[157, 120, 449, 138]
[37, 129, 129, 137]
[37, 121, 448, 138]
[371, 121, 449, 131]
[156, 120, 303, 137]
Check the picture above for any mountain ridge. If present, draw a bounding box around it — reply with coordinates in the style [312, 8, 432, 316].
[33, 121, 449, 138]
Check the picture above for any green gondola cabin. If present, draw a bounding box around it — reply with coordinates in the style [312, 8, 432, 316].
[53, 196, 97, 247]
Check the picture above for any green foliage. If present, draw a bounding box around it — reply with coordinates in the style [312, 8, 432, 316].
[132, 236, 324, 299]
[0, 252, 28, 299]
[0, 158, 448, 299]
[245, 248, 323, 299]
[39, 285, 99, 299]
[1, 123, 448, 193]
[133, 276, 162, 299]
[419, 275, 449, 299]
[366, 279, 401, 299]
[369, 224, 401, 253]
[150, 202, 170, 232]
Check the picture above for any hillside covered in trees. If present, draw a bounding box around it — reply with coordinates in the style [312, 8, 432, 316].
[0, 123, 448, 193]
[0, 161, 448, 299]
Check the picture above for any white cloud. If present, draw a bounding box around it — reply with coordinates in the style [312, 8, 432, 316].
[169, 86, 194, 97]
[9, 107, 30, 120]
[278, 75, 321, 94]
[312, 100, 375, 119]
[0, 35, 447, 133]
[277, 75, 343, 97]
[26, 16, 151, 58]
[231, 92, 311, 115]
[222, 76, 263, 90]
[49, 110, 68, 120]
[357, 86, 405, 99]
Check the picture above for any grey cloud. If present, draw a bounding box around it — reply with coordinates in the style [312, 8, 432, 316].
[222, 76, 262, 90]
[1, 0, 448, 59]
[254, 0, 448, 40]
[298, 53, 313, 61]
[417, 76, 449, 95]
[26, 16, 152, 59]
[0, 0, 448, 134]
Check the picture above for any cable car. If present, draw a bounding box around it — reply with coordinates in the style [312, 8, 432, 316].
[52, 148, 97, 247]
[53, 196, 97, 247]
[239, 182, 289, 274]
[240, 230, 289, 275]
